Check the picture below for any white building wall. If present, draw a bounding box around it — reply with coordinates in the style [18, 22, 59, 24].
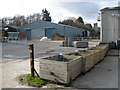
[101, 9, 119, 43]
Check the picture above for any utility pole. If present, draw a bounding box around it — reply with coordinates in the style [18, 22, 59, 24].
[29, 44, 34, 77]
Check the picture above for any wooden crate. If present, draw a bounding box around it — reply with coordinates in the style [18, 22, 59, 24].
[78, 51, 96, 73]
[65, 50, 96, 73]
[39, 55, 82, 84]
[96, 44, 109, 61]
[88, 50, 100, 65]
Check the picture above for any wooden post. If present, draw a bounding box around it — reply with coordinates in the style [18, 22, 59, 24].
[29, 44, 34, 77]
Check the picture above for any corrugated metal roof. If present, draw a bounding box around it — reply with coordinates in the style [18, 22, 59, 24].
[19, 20, 87, 31]
[40, 20, 86, 30]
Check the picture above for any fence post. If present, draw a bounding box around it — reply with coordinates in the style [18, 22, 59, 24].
[29, 44, 34, 77]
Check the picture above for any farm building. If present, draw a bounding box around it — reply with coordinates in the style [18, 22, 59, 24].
[18, 20, 90, 40]
[100, 6, 120, 43]
[3, 26, 24, 40]
[1, 26, 24, 40]
[4, 26, 18, 32]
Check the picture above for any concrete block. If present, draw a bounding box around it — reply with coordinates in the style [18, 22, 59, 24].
[62, 41, 73, 47]
[74, 41, 88, 48]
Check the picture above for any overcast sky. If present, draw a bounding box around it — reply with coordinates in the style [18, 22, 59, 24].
[0, 0, 119, 25]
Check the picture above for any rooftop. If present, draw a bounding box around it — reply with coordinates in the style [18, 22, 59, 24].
[101, 6, 120, 11]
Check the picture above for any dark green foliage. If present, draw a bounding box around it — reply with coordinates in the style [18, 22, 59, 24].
[76, 16, 84, 24]
[42, 8, 52, 22]
[85, 24, 92, 29]
[59, 19, 73, 26]
[58, 16, 99, 34]
[90, 31, 100, 38]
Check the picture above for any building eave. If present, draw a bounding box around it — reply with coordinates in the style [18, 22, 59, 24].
[100, 6, 120, 11]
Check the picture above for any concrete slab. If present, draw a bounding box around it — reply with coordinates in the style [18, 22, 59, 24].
[107, 49, 119, 56]
[1, 41, 119, 88]
[70, 50, 118, 88]
[1, 59, 39, 88]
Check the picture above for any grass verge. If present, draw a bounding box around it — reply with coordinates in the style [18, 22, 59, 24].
[25, 74, 46, 87]
[18, 74, 46, 87]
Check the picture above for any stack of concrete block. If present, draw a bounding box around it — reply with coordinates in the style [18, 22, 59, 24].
[74, 41, 88, 48]
[39, 55, 82, 84]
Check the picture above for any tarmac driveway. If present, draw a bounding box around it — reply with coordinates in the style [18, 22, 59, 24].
[1, 41, 119, 88]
